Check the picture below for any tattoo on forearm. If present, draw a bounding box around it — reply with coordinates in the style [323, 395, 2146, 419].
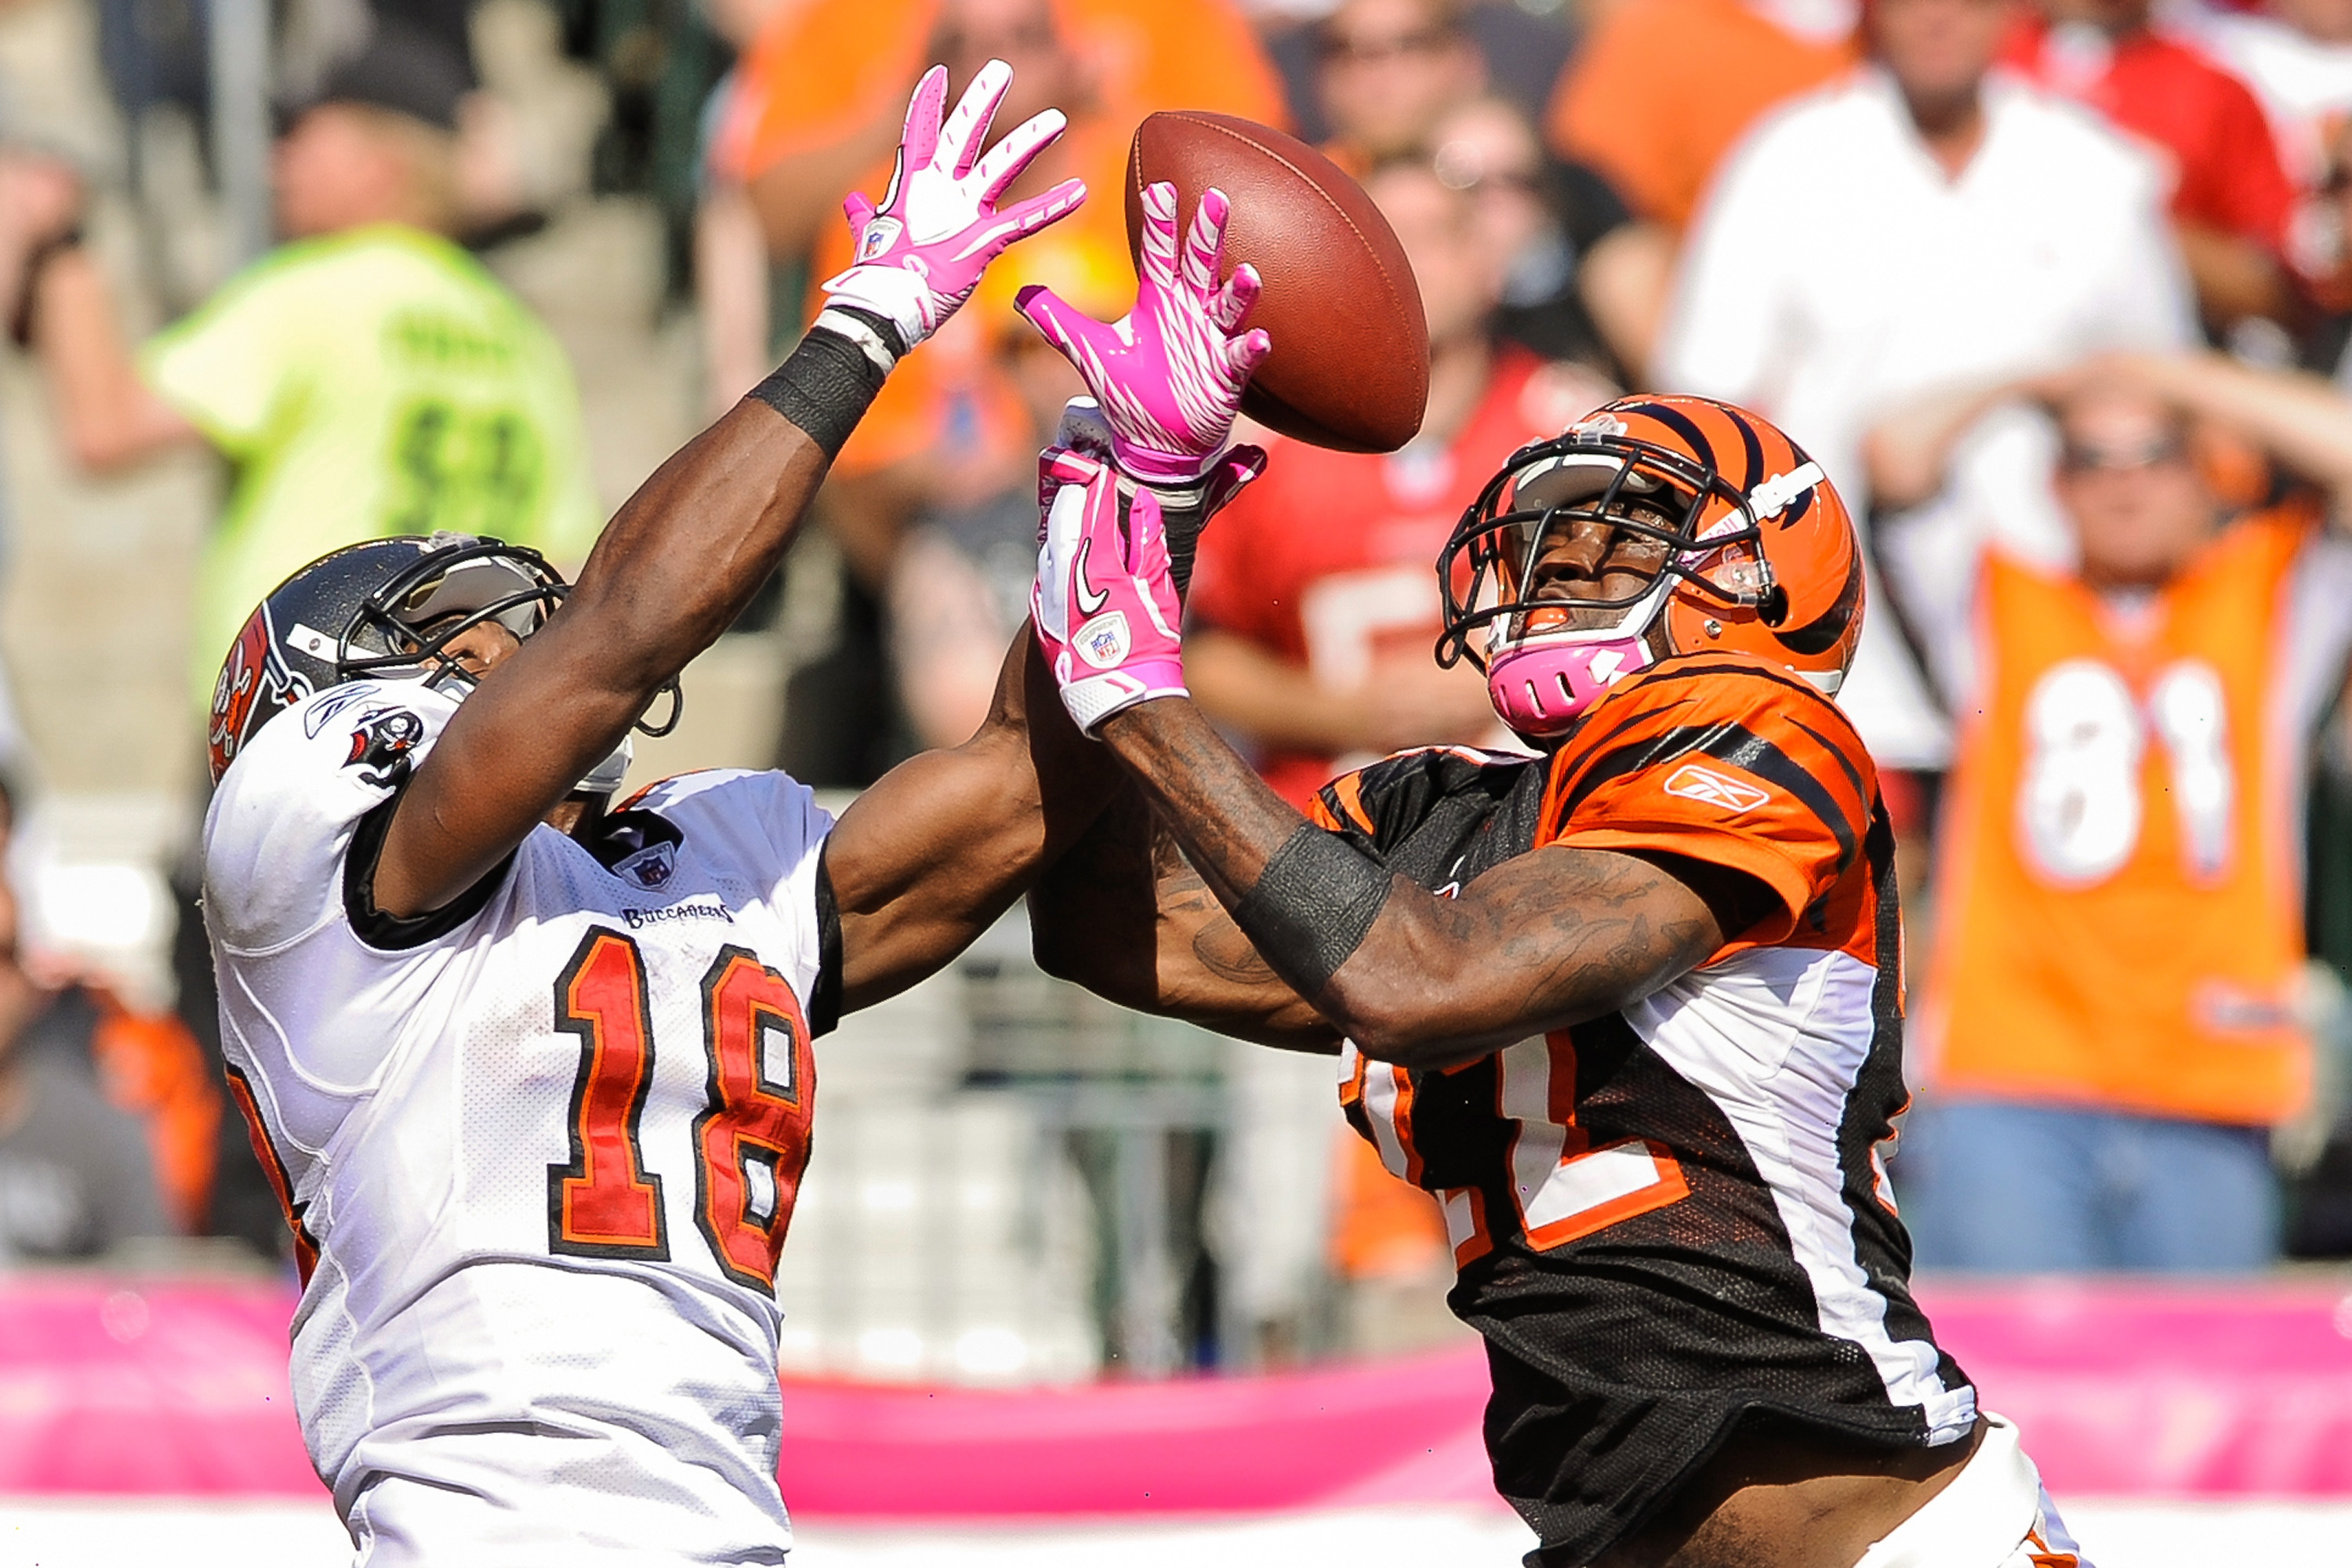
[1192, 915, 1278, 983]
[1432, 851, 1722, 1021]
[1153, 812, 1277, 985]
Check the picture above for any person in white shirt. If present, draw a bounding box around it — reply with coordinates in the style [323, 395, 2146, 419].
[1655, 0, 2195, 772]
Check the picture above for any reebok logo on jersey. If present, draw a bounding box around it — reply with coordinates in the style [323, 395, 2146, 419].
[1661, 763, 1770, 815]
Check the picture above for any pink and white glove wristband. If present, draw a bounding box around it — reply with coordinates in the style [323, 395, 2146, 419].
[1050, 398, 1265, 593]
[1031, 447, 1188, 735]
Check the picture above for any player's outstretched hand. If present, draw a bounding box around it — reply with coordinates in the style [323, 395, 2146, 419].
[820, 60, 1085, 353]
[1017, 183, 1272, 483]
[1031, 446, 1186, 735]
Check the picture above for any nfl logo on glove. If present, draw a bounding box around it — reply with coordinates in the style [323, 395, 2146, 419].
[1077, 612, 1131, 669]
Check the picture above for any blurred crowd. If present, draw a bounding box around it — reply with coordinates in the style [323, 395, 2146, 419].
[5, 0, 2352, 1353]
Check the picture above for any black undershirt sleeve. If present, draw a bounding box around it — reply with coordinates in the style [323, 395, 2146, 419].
[342, 782, 516, 952]
[808, 841, 844, 1038]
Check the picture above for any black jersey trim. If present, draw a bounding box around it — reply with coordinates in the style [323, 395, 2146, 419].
[808, 841, 844, 1038]
[341, 783, 517, 952]
[1559, 721, 1858, 873]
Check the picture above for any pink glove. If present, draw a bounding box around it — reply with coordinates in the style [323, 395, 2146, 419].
[1017, 183, 1271, 483]
[820, 60, 1086, 355]
[1032, 446, 1186, 734]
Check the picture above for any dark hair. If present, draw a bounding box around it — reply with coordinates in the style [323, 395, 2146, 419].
[281, 20, 474, 134]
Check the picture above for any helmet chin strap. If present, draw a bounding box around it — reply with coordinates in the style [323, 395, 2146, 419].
[575, 737, 633, 799]
[1484, 574, 1676, 738]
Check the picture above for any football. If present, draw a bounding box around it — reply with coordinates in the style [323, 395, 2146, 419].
[1125, 111, 1429, 454]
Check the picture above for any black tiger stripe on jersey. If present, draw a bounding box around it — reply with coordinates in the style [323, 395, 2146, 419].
[1555, 721, 1860, 873]
[1788, 713, 1871, 805]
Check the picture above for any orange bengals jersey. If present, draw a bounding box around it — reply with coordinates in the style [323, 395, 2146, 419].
[1926, 510, 2336, 1127]
[1311, 652, 1974, 1566]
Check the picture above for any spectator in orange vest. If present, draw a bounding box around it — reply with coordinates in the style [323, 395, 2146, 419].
[1867, 351, 2352, 1270]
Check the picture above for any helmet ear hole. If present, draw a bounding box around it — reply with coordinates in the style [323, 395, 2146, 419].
[1758, 585, 1790, 627]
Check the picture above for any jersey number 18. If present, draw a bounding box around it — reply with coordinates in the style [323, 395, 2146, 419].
[546, 929, 812, 1293]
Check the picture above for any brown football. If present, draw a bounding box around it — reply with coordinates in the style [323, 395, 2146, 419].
[1126, 111, 1429, 453]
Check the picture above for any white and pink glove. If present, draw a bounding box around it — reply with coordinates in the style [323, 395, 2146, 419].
[818, 60, 1086, 360]
[1016, 182, 1271, 483]
[1032, 446, 1186, 735]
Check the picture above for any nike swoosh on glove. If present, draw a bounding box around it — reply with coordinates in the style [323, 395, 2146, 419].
[820, 59, 1086, 356]
[1032, 446, 1186, 735]
[1016, 183, 1270, 483]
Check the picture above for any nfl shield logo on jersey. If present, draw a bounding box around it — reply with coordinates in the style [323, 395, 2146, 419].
[614, 840, 677, 890]
[585, 809, 686, 890]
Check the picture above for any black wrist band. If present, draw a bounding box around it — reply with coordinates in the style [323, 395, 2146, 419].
[750, 307, 907, 459]
[1110, 472, 1214, 595]
[1229, 824, 1395, 998]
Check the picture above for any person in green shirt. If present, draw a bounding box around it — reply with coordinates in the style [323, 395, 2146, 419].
[18, 24, 602, 709]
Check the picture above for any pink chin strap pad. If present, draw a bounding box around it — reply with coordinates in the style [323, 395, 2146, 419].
[1486, 636, 1654, 736]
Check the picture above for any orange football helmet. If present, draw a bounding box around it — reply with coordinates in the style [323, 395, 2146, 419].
[1435, 394, 1863, 737]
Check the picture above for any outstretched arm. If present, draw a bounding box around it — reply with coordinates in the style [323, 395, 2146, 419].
[1031, 784, 1338, 1050]
[809, 154, 1281, 1012]
[820, 621, 1121, 1011]
[376, 61, 1082, 917]
[1094, 699, 1762, 1069]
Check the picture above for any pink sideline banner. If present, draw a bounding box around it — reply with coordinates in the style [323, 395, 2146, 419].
[0, 1276, 2347, 1506]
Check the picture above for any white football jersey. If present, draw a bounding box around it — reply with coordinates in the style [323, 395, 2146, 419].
[203, 680, 833, 1566]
